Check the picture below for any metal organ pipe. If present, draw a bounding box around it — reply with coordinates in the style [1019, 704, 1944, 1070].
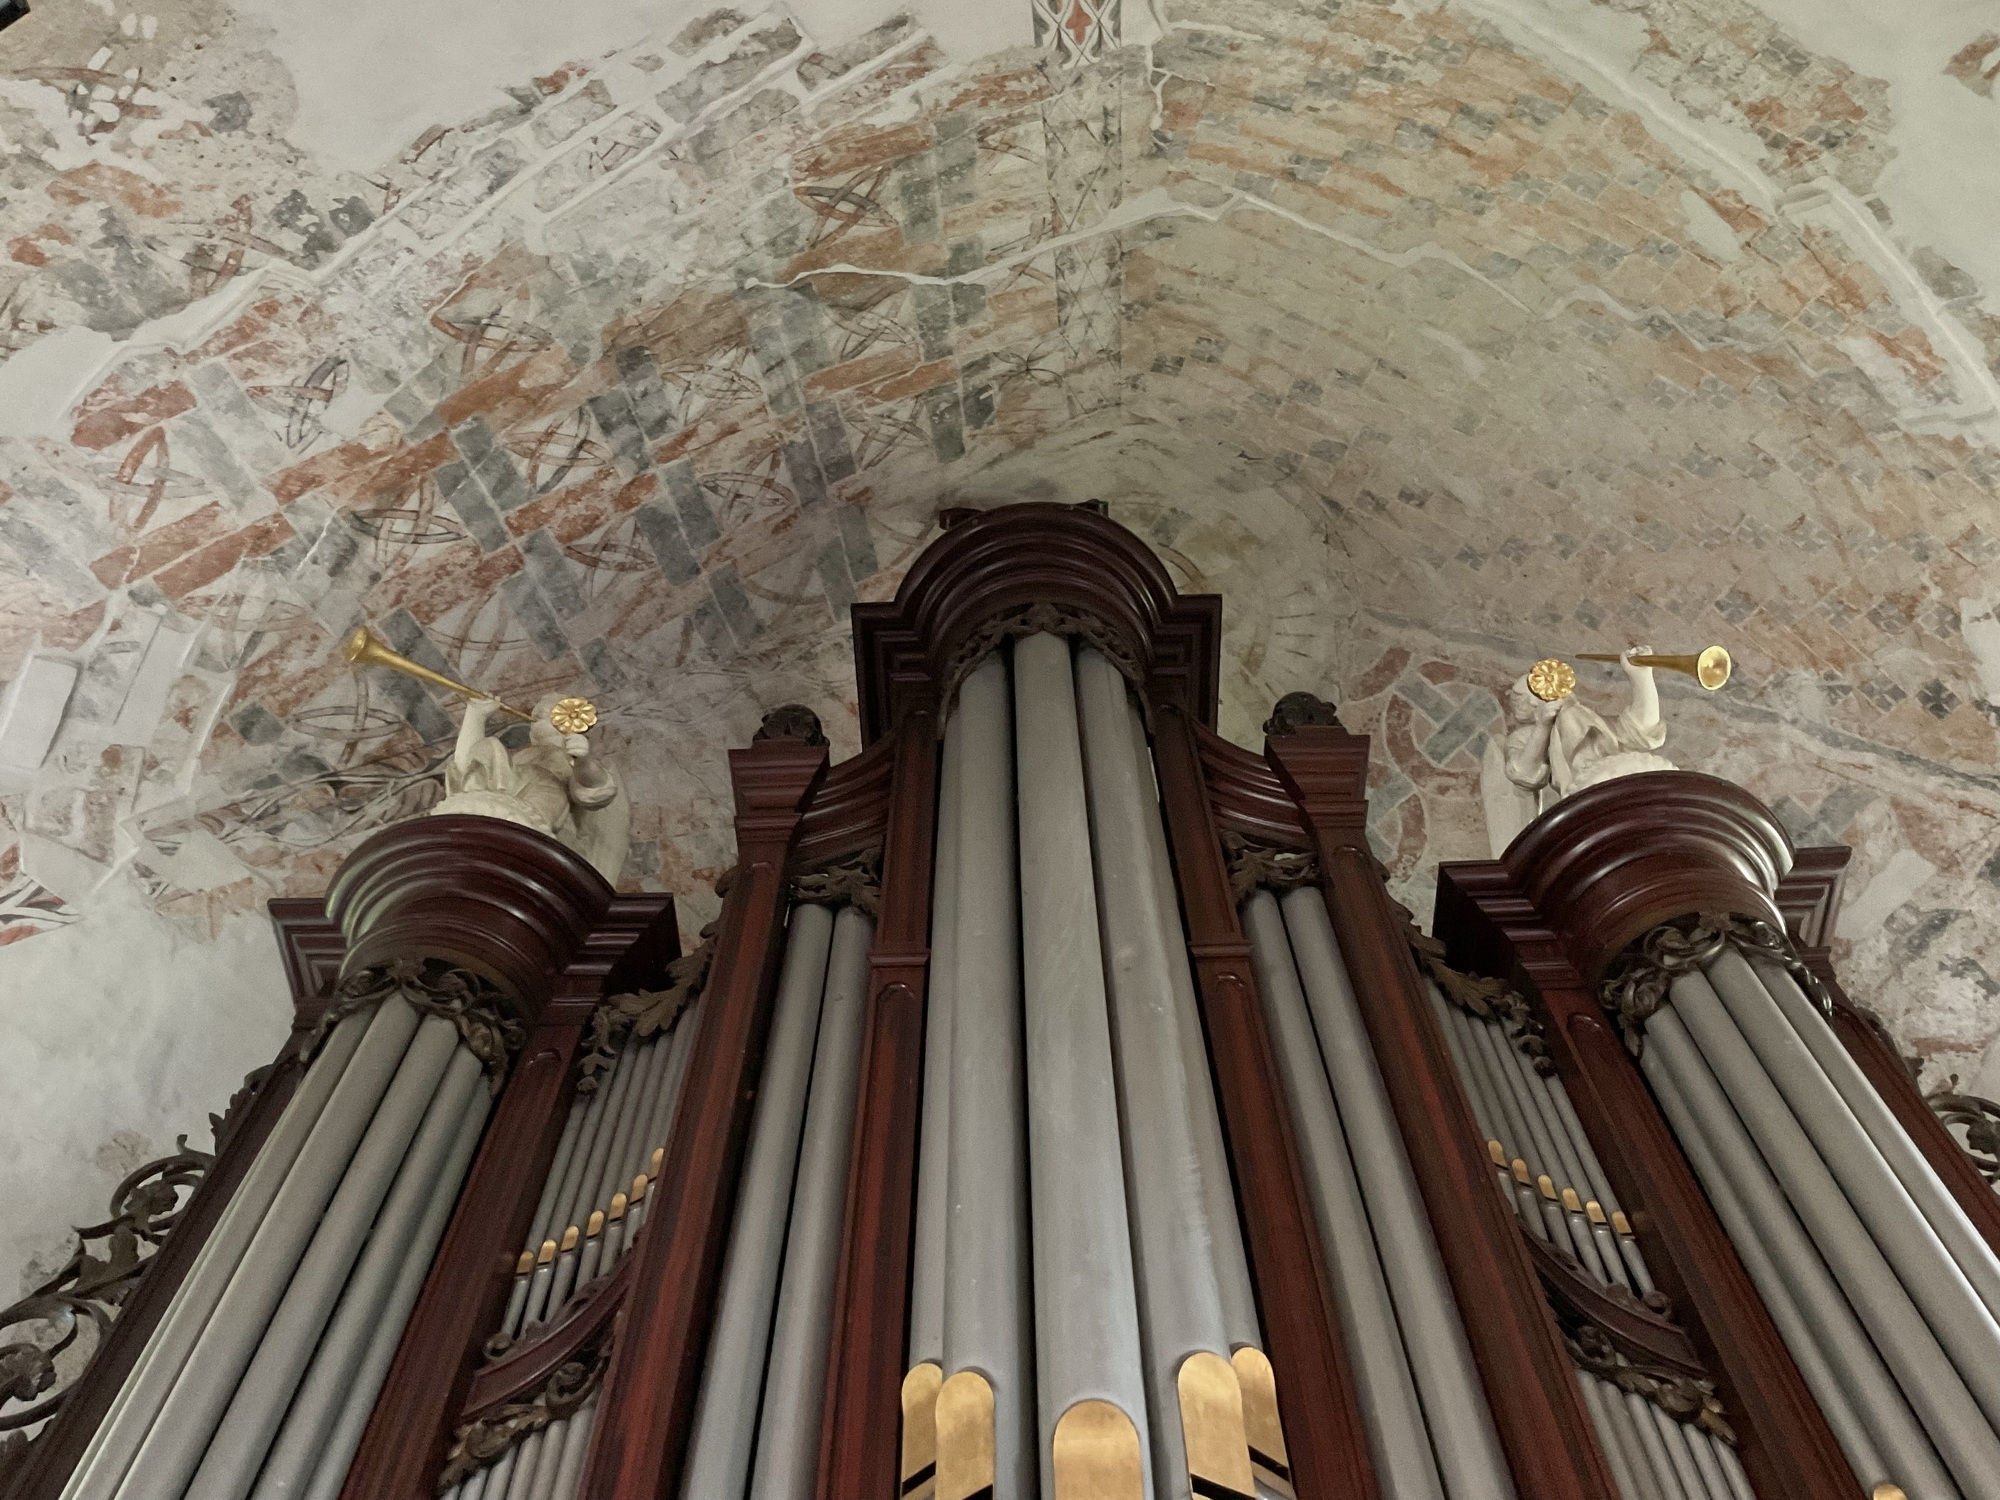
[1122, 688, 1260, 1358]
[1640, 1010, 1957, 1500]
[1075, 648, 1248, 1500]
[682, 900, 837, 1500]
[747, 904, 876, 1500]
[250, 1044, 491, 1498]
[941, 650, 1034, 1500]
[1276, 888, 1515, 1500]
[1012, 631, 1151, 1497]
[296, 1091, 491, 1500]
[59, 1009, 375, 1500]
[1704, 950, 2000, 1359]
[909, 709, 964, 1378]
[1664, 967, 2000, 1492]
[1243, 889, 1445, 1500]
[103, 997, 426, 1499]
[1736, 952, 2000, 1324]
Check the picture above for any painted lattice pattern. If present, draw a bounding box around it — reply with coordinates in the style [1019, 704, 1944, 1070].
[1033, 0, 1119, 67]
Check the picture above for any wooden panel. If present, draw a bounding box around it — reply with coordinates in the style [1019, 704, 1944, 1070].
[579, 737, 828, 1500]
[1153, 705, 1380, 1500]
[1268, 724, 1620, 1500]
[1436, 845, 1857, 1500]
[815, 713, 939, 1500]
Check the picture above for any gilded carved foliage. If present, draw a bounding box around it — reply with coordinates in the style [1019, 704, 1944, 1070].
[1599, 914, 1830, 1055]
[578, 929, 715, 1096]
[791, 844, 883, 918]
[0, 1137, 216, 1468]
[312, 959, 523, 1093]
[1565, 1322, 1735, 1444]
[1396, 902, 1554, 1077]
[1220, 832, 1319, 906]
[437, 1342, 607, 1488]
[1261, 690, 1343, 738]
[939, 602, 1143, 727]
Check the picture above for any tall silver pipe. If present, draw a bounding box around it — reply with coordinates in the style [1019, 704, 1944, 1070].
[1245, 891, 1444, 1500]
[1278, 888, 1515, 1500]
[747, 904, 875, 1500]
[911, 704, 965, 1373]
[591, 1037, 662, 1223]
[193, 1015, 464, 1500]
[682, 901, 837, 1500]
[941, 650, 1035, 1500]
[105, 997, 423, 1500]
[1077, 648, 1231, 1500]
[1012, 631, 1151, 1491]
[252, 1044, 489, 1497]
[1666, 971, 2000, 1487]
[523, 1100, 587, 1256]
[298, 1085, 491, 1500]
[1740, 953, 2000, 1324]
[550, 1396, 596, 1500]
[1125, 688, 1260, 1354]
[1577, 1374, 1644, 1500]
[554, 1035, 643, 1258]
[61, 1010, 375, 1500]
[638, 1005, 700, 1181]
[1596, 1379, 1666, 1500]
[1711, 950, 2000, 1336]
[1621, 1390, 1691, 1500]
[1643, 1010, 1951, 1499]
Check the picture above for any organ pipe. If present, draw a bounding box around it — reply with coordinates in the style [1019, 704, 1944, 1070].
[1012, 631, 1151, 1497]
[1277, 888, 1515, 1500]
[1244, 888, 1444, 1500]
[1077, 646, 1245, 1500]
[941, 650, 1034, 1500]
[681, 901, 836, 1500]
[748, 904, 876, 1500]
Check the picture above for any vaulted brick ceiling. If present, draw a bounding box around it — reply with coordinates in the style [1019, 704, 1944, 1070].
[3, 0, 2000, 1281]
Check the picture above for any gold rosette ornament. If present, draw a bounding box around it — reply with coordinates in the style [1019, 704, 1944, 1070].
[550, 697, 598, 735]
[1527, 658, 1577, 702]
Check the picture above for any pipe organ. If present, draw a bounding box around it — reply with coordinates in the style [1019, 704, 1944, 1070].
[7, 504, 1999, 1500]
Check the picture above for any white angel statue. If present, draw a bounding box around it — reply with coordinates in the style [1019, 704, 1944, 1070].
[430, 694, 630, 885]
[1480, 647, 1676, 856]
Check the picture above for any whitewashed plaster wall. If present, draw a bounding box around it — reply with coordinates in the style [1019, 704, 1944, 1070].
[4, 0, 2000, 1302]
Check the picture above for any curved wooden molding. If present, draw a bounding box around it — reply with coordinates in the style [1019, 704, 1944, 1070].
[1194, 722, 1310, 848]
[1520, 1233, 1701, 1377]
[327, 815, 613, 1020]
[791, 730, 896, 870]
[1501, 772, 1792, 982]
[850, 502, 1221, 743]
[462, 1253, 636, 1423]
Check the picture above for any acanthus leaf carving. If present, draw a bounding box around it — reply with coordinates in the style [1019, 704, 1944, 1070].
[437, 1339, 608, 1490]
[1261, 690, 1343, 738]
[307, 958, 522, 1094]
[1219, 831, 1319, 905]
[1395, 900, 1554, 1077]
[938, 601, 1143, 731]
[1928, 1080, 2000, 1187]
[1599, 913, 1830, 1056]
[0, 1136, 213, 1454]
[791, 843, 883, 918]
[577, 926, 715, 1096]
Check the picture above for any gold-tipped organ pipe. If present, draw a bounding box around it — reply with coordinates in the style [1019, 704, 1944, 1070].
[341, 626, 598, 731]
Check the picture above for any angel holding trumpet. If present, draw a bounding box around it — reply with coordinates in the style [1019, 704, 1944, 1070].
[1482, 646, 1692, 855]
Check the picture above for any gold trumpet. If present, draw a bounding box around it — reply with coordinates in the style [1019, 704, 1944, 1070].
[341, 627, 599, 733]
[1527, 646, 1732, 702]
